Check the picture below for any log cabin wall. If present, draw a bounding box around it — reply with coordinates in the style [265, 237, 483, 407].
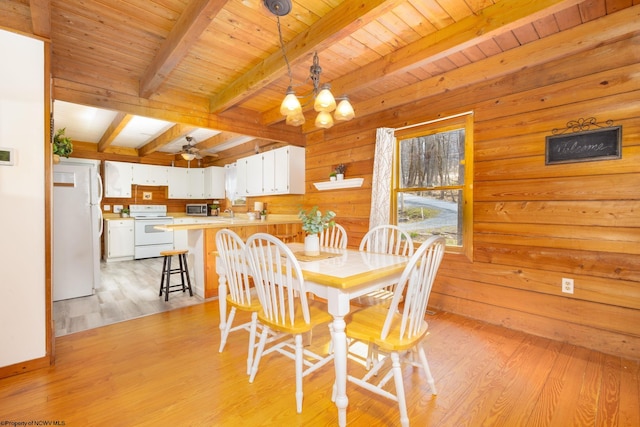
[304, 31, 640, 359]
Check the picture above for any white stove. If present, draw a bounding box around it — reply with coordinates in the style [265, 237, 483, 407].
[130, 205, 174, 259]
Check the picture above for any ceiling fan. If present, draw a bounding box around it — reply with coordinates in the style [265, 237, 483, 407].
[177, 136, 217, 160]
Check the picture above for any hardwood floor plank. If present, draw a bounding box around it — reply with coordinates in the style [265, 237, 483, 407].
[618, 358, 640, 427]
[1, 303, 636, 426]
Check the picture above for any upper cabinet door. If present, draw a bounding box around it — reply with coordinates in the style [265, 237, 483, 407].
[104, 161, 133, 198]
[131, 164, 168, 186]
[187, 169, 204, 199]
[204, 166, 226, 199]
[167, 167, 189, 199]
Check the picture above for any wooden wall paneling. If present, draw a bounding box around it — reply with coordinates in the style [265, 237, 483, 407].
[474, 174, 639, 201]
[429, 293, 640, 360]
[434, 276, 639, 337]
[472, 243, 640, 282]
[474, 200, 640, 227]
[474, 222, 640, 254]
[437, 255, 640, 310]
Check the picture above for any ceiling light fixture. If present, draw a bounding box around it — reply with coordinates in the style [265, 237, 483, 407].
[265, 0, 355, 129]
[181, 152, 196, 161]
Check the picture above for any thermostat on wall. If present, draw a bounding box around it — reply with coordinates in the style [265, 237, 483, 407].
[0, 147, 14, 166]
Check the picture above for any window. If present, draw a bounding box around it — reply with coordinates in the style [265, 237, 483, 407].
[392, 113, 473, 257]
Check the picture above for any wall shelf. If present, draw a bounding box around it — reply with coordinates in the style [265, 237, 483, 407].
[313, 177, 363, 191]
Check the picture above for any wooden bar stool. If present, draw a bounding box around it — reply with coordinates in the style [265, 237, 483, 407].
[159, 249, 193, 301]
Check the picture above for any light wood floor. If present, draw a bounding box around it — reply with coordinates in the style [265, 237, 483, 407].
[53, 257, 204, 336]
[3, 303, 638, 426]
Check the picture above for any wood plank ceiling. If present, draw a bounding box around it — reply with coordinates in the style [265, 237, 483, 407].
[0, 0, 631, 160]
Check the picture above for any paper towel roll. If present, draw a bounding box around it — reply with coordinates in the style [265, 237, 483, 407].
[254, 202, 264, 212]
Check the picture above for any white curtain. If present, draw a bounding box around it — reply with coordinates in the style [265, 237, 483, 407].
[369, 127, 395, 229]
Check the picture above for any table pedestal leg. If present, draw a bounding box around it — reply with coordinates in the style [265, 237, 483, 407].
[332, 316, 348, 427]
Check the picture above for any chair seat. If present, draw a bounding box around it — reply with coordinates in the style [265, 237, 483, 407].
[258, 299, 332, 335]
[347, 305, 428, 352]
[226, 288, 262, 312]
[160, 249, 188, 256]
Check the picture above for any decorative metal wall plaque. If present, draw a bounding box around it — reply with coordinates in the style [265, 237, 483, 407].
[545, 117, 621, 165]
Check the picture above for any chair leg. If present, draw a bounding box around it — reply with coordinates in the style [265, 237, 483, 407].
[218, 307, 236, 353]
[391, 352, 409, 427]
[164, 255, 172, 301]
[294, 334, 304, 413]
[159, 255, 168, 297]
[417, 346, 437, 395]
[249, 325, 270, 383]
[247, 312, 258, 376]
[181, 253, 193, 296]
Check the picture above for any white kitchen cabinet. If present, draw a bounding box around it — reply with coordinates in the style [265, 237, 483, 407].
[167, 167, 189, 198]
[204, 166, 225, 199]
[168, 167, 204, 199]
[104, 161, 133, 197]
[104, 219, 134, 262]
[132, 163, 168, 186]
[236, 146, 305, 196]
[262, 146, 305, 194]
[188, 168, 205, 199]
[245, 153, 264, 196]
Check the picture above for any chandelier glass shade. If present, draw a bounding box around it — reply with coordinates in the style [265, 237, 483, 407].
[270, 5, 354, 129]
[181, 152, 196, 161]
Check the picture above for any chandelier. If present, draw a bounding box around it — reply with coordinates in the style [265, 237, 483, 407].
[265, 0, 355, 129]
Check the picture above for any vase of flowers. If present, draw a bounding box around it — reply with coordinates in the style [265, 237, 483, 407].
[299, 206, 336, 256]
[335, 163, 346, 180]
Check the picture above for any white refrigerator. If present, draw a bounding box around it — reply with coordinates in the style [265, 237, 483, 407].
[53, 158, 103, 301]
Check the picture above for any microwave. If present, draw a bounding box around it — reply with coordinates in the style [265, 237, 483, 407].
[186, 204, 208, 216]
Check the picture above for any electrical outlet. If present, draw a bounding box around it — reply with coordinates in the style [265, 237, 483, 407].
[562, 277, 574, 294]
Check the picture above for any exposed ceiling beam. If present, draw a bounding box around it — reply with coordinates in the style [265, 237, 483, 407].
[54, 78, 304, 145]
[353, 5, 640, 119]
[334, 0, 584, 95]
[262, 0, 584, 126]
[139, 0, 229, 98]
[29, 0, 50, 38]
[97, 112, 132, 153]
[138, 124, 196, 157]
[208, 0, 405, 114]
[196, 131, 247, 150]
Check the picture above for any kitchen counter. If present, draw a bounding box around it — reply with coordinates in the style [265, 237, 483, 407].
[157, 214, 300, 230]
[156, 215, 303, 299]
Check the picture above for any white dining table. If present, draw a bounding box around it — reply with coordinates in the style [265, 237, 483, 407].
[217, 242, 409, 426]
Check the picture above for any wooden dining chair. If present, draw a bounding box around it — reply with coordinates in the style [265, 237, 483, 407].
[245, 233, 335, 413]
[355, 224, 414, 307]
[215, 229, 262, 375]
[343, 235, 446, 427]
[319, 223, 348, 249]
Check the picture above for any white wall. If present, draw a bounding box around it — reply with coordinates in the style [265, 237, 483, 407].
[0, 29, 46, 367]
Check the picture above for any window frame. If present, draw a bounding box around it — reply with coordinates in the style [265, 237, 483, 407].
[392, 113, 474, 259]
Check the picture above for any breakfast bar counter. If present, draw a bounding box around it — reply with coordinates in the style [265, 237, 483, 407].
[157, 215, 303, 298]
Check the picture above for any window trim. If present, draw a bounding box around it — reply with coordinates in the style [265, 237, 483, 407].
[392, 113, 474, 260]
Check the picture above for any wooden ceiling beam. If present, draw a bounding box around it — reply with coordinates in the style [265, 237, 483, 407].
[208, 0, 405, 114]
[352, 5, 640, 119]
[332, 0, 585, 96]
[196, 131, 246, 150]
[54, 78, 303, 144]
[29, 0, 50, 38]
[138, 0, 230, 98]
[262, 0, 583, 126]
[138, 124, 196, 157]
[97, 112, 132, 153]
